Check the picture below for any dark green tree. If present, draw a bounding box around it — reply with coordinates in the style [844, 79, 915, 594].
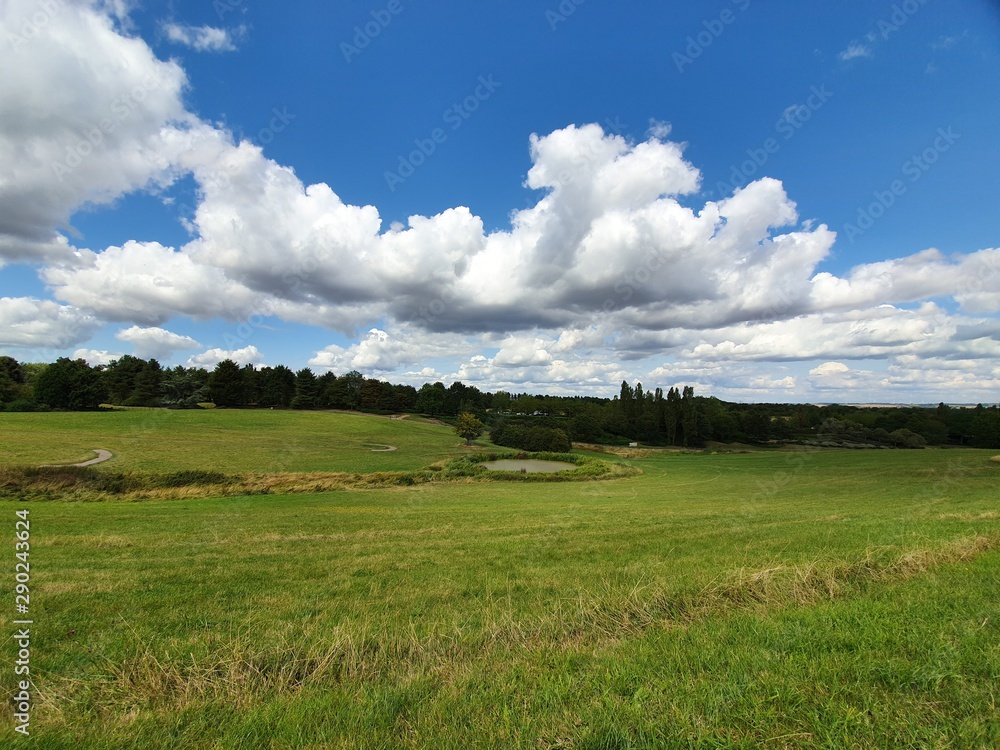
[359, 378, 383, 410]
[34, 358, 107, 409]
[242, 364, 264, 406]
[291, 368, 320, 409]
[162, 366, 208, 407]
[103, 355, 147, 405]
[491, 391, 512, 413]
[127, 359, 163, 406]
[665, 387, 681, 445]
[0, 356, 27, 404]
[415, 382, 448, 417]
[208, 359, 245, 407]
[261, 365, 296, 407]
[680, 386, 697, 447]
[619, 381, 636, 429]
[339, 370, 364, 410]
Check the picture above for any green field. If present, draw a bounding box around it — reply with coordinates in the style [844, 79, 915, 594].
[0, 410, 462, 473]
[2, 411, 999, 748]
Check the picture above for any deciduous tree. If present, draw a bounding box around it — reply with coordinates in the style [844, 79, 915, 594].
[455, 412, 486, 445]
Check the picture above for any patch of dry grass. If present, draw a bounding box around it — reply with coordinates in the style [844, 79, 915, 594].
[0, 456, 632, 502]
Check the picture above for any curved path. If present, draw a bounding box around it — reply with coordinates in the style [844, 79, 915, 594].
[365, 444, 398, 452]
[40, 449, 113, 468]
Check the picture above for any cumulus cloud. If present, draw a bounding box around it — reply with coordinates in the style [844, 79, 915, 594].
[0, 0, 197, 263]
[162, 22, 246, 52]
[43, 241, 262, 324]
[0, 297, 101, 349]
[810, 247, 1000, 314]
[3, 0, 1000, 403]
[187, 345, 263, 368]
[115, 325, 200, 360]
[309, 327, 460, 374]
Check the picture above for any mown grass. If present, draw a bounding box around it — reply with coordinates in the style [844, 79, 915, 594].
[0, 409, 469, 473]
[1, 417, 999, 747]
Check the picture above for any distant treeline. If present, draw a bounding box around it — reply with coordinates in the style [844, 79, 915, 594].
[1, 355, 998, 448]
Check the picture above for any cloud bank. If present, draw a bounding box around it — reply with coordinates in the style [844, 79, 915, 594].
[1, 1, 998, 402]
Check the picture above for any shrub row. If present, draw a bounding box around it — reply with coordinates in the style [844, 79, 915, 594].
[490, 423, 571, 452]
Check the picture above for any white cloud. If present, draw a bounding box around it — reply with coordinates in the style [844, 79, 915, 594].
[309, 327, 450, 374]
[646, 119, 672, 140]
[115, 325, 200, 360]
[810, 248, 1000, 315]
[187, 345, 263, 368]
[493, 337, 553, 367]
[0, 297, 101, 349]
[0, 0, 195, 263]
[43, 241, 262, 324]
[162, 22, 246, 53]
[838, 42, 872, 61]
[810, 361, 850, 377]
[72, 348, 122, 366]
[2, 1, 999, 404]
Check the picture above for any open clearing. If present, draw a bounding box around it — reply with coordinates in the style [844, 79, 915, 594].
[2, 411, 999, 748]
[0, 410, 461, 473]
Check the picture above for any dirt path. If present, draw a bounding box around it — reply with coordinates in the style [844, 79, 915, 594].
[365, 444, 398, 452]
[41, 449, 113, 468]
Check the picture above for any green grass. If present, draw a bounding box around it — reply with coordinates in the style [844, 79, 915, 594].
[1, 415, 999, 747]
[0, 410, 468, 473]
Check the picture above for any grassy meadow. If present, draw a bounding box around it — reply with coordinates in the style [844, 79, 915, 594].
[0, 410, 459, 473]
[1, 410, 999, 748]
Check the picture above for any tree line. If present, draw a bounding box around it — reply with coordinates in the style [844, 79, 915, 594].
[1, 355, 998, 448]
[0, 355, 492, 415]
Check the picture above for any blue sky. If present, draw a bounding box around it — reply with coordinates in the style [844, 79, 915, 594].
[1, 0, 999, 402]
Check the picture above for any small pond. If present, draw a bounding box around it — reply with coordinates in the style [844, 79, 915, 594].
[479, 459, 577, 473]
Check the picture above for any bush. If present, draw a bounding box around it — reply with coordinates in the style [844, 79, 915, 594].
[154, 470, 230, 488]
[490, 423, 571, 452]
[4, 399, 37, 412]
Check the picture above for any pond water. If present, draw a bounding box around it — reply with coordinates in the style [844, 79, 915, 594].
[480, 459, 577, 473]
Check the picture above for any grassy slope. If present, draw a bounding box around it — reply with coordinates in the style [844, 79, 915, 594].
[2, 444, 998, 747]
[0, 410, 466, 473]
